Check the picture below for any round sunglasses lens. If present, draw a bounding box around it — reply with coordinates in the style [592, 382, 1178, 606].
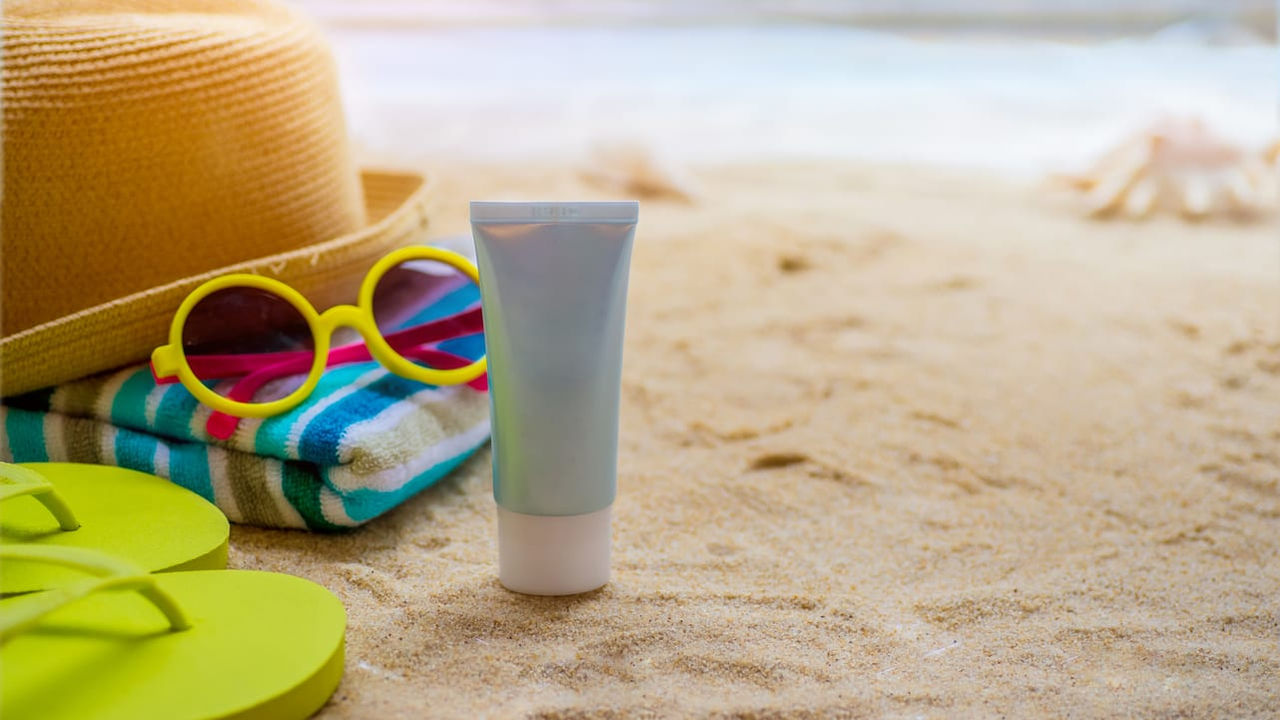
[181, 287, 316, 403]
[371, 257, 484, 375]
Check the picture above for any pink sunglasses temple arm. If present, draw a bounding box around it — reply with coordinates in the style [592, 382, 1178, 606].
[205, 346, 487, 440]
[205, 354, 313, 439]
[391, 306, 484, 346]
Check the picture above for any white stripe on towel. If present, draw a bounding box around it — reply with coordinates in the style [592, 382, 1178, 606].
[98, 426, 119, 466]
[43, 413, 66, 461]
[93, 368, 134, 421]
[206, 447, 242, 523]
[326, 416, 491, 494]
[333, 385, 449, 464]
[265, 461, 307, 528]
[153, 442, 171, 479]
[143, 383, 170, 428]
[319, 485, 359, 528]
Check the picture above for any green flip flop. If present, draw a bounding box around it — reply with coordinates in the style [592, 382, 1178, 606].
[0, 545, 346, 720]
[1, 462, 229, 594]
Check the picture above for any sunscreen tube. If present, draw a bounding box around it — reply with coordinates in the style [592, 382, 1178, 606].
[471, 201, 638, 595]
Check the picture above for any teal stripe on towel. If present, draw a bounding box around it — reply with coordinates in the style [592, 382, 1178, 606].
[110, 368, 158, 432]
[167, 442, 216, 504]
[155, 383, 202, 442]
[281, 462, 343, 532]
[4, 407, 48, 462]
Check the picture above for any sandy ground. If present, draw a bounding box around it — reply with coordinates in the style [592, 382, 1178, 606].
[232, 161, 1280, 718]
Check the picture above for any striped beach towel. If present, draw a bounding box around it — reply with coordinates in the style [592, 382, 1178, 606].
[0, 360, 490, 530]
[0, 238, 491, 531]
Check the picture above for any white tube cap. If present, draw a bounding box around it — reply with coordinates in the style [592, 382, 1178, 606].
[497, 505, 611, 595]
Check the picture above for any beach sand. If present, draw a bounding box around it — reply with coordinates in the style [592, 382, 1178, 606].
[232, 161, 1280, 717]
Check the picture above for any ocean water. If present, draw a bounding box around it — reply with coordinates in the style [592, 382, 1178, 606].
[329, 25, 1276, 176]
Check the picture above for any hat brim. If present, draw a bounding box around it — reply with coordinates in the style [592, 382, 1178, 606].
[1, 169, 433, 397]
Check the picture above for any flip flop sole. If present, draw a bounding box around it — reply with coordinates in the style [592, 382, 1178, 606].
[1, 570, 346, 720]
[2, 463, 229, 594]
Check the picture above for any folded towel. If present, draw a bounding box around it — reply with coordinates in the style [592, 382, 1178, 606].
[0, 358, 491, 530]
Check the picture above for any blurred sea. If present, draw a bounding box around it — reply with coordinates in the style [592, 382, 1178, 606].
[314, 16, 1276, 175]
[298, 0, 1274, 39]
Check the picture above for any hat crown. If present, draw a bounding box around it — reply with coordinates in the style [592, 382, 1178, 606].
[2, 0, 365, 336]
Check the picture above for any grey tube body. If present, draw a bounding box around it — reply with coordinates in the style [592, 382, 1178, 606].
[471, 202, 637, 517]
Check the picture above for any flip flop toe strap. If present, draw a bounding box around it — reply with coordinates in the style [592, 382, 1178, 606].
[0, 463, 81, 531]
[0, 546, 190, 642]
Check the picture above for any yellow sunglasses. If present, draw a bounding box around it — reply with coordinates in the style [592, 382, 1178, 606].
[151, 246, 487, 439]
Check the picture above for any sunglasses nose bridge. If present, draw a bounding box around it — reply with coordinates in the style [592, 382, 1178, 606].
[317, 305, 368, 339]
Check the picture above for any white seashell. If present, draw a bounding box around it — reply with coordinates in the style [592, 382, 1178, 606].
[1058, 118, 1278, 221]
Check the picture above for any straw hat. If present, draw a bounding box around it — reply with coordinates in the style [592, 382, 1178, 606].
[1, 0, 434, 395]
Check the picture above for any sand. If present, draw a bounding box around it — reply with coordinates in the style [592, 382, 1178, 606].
[231, 160, 1280, 718]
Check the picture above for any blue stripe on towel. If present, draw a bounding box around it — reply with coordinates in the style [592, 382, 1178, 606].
[392, 284, 481, 331]
[113, 428, 159, 475]
[299, 371, 424, 467]
[254, 363, 373, 461]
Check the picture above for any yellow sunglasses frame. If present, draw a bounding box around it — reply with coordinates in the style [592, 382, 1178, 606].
[151, 246, 488, 419]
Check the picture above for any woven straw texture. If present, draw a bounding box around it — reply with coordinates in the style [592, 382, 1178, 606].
[1, 1, 430, 395]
